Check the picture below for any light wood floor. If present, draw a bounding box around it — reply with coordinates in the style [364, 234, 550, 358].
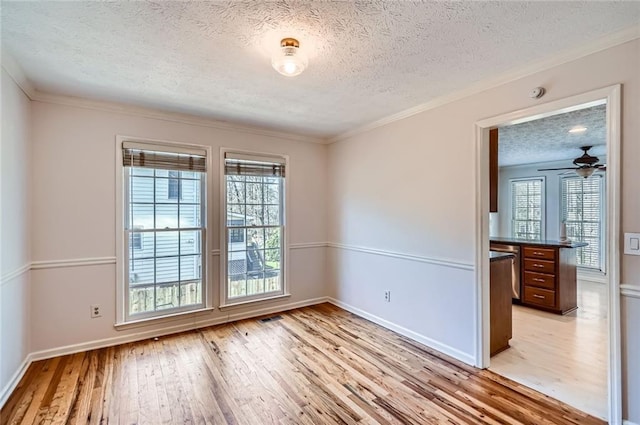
[2, 303, 605, 425]
[490, 281, 608, 420]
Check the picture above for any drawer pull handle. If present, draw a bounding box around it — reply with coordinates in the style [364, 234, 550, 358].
[533, 294, 545, 299]
[534, 252, 543, 255]
[533, 264, 544, 268]
[533, 278, 545, 282]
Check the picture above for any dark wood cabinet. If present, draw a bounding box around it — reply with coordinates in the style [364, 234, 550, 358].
[521, 245, 578, 314]
[490, 253, 512, 356]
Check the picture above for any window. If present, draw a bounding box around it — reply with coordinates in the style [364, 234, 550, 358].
[168, 170, 182, 200]
[562, 175, 604, 270]
[223, 152, 285, 304]
[511, 178, 544, 240]
[120, 141, 207, 322]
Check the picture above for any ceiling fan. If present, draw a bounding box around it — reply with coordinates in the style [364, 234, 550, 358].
[538, 146, 606, 178]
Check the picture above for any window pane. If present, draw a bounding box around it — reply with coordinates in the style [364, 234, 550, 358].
[179, 204, 201, 228]
[180, 255, 201, 281]
[180, 279, 201, 306]
[182, 179, 200, 203]
[156, 282, 180, 310]
[130, 176, 154, 203]
[156, 256, 179, 283]
[130, 204, 154, 229]
[129, 258, 154, 285]
[246, 182, 263, 204]
[180, 230, 201, 255]
[265, 184, 279, 204]
[156, 204, 178, 229]
[227, 205, 245, 226]
[246, 205, 264, 225]
[131, 167, 154, 177]
[227, 179, 245, 204]
[156, 231, 179, 257]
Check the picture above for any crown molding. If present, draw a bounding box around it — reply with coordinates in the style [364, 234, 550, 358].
[30, 91, 327, 144]
[329, 25, 640, 144]
[0, 49, 36, 99]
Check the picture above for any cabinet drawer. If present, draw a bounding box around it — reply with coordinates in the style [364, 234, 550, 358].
[524, 286, 556, 308]
[523, 247, 556, 260]
[524, 258, 555, 274]
[524, 271, 555, 290]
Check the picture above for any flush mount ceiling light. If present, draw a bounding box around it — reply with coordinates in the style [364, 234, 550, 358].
[568, 126, 587, 133]
[271, 38, 308, 77]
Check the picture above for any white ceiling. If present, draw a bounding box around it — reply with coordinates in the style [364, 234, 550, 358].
[1, 1, 639, 139]
[498, 104, 607, 167]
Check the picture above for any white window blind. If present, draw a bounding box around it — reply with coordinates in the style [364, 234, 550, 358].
[511, 178, 544, 240]
[121, 141, 207, 321]
[562, 175, 604, 270]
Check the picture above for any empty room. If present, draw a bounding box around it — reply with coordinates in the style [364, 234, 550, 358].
[1, 2, 639, 424]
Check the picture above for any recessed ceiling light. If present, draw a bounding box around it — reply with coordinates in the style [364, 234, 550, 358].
[568, 126, 587, 134]
[271, 38, 308, 77]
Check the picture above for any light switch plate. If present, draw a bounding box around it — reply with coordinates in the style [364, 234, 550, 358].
[624, 233, 640, 255]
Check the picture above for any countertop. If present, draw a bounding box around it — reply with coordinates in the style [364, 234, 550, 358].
[490, 251, 515, 262]
[490, 237, 588, 249]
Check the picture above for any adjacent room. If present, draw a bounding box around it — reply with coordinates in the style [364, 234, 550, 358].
[1, 2, 639, 425]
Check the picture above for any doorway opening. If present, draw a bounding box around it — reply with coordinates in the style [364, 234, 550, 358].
[474, 86, 621, 423]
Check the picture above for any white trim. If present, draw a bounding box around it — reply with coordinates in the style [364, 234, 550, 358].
[290, 242, 328, 250]
[474, 84, 622, 425]
[623, 420, 640, 425]
[32, 91, 324, 144]
[0, 354, 31, 409]
[327, 297, 475, 366]
[31, 257, 116, 270]
[29, 297, 328, 363]
[328, 242, 474, 271]
[621, 284, 640, 299]
[578, 269, 607, 285]
[330, 26, 639, 143]
[0, 263, 30, 286]
[219, 293, 292, 310]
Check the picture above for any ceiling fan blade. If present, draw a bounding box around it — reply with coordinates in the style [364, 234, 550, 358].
[537, 167, 578, 171]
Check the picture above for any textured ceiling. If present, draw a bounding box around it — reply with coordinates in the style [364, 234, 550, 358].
[498, 104, 607, 167]
[1, 1, 639, 138]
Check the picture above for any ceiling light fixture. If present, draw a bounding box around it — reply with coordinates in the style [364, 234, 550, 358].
[575, 167, 595, 178]
[568, 126, 587, 133]
[272, 38, 307, 77]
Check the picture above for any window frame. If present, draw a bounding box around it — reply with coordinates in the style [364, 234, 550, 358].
[560, 174, 606, 272]
[509, 177, 546, 240]
[115, 136, 213, 326]
[219, 148, 290, 308]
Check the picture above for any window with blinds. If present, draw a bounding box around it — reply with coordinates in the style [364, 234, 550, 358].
[223, 152, 286, 304]
[121, 141, 207, 321]
[562, 175, 604, 270]
[511, 178, 544, 240]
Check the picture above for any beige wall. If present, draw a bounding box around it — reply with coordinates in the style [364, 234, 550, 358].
[28, 101, 328, 352]
[328, 39, 640, 421]
[0, 69, 31, 403]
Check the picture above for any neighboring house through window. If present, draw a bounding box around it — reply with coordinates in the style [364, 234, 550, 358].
[562, 175, 605, 271]
[118, 140, 208, 323]
[223, 151, 286, 305]
[511, 177, 544, 240]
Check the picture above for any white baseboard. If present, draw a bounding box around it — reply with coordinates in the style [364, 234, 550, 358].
[623, 420, 639, 425]
[327, 297, 476, 366]
[0, 354, 32, 409]
[30, 296, 329, 362]
[0, 296, 328, 409]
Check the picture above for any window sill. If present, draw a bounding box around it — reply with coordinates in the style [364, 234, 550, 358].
[114, 307, 214, 330]
[219, 293, 291, 310]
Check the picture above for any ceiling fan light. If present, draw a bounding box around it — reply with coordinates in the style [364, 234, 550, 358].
[271, 38, 308, 77]
[575, 167, 595, 178]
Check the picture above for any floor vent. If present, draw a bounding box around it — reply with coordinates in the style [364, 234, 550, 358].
[259, 315, 283, 323]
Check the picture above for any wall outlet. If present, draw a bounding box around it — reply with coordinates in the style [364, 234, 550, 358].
[384, 291, 391, 302]
[90, 304, 102, 318]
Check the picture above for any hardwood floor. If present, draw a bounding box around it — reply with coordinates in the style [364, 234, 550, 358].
[490, 281, 608, 420]
[2, 303, 605, 425]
